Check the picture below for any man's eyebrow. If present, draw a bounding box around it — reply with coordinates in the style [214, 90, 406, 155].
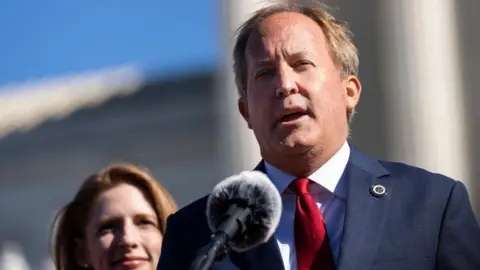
[290, 51, 310, 59]
[253, 57, 273, 68]
[252, 51, 311, 67]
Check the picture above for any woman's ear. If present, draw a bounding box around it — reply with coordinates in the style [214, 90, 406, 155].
[74, 238, 90, 268]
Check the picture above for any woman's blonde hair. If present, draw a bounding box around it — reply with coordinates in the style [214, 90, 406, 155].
[50, 163, 177, 270]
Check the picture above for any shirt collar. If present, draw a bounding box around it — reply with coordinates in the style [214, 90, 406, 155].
[264, 141, 350, 199]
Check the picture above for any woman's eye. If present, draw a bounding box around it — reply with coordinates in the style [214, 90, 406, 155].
[97, 222, 116, 236]
[137, 218, 157, 228]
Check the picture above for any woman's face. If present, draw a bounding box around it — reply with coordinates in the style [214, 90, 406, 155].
[81, 183, 163, 270]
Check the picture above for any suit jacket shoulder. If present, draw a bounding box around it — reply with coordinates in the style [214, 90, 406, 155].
[172, 195, 209, 223]
[361, 157, 480, 269]
[157, 196, 213, 270]
[339, 147, 479, 269]
[380, 159, 456, 185]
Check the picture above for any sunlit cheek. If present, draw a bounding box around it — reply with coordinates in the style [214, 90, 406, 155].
[86, 234, 114, 270]
[141, 229, 163, 261]
[99, 233, 115, 247]
[95, 233, 115, 264]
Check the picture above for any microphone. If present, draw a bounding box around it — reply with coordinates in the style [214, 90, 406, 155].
[189, 171, 282, 270]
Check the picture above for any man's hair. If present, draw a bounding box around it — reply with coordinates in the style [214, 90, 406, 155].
[232, 0, 359, 121]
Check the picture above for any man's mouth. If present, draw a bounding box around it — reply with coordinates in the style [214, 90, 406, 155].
[279, 111, 307, 123]
[277, 106, 309, 124]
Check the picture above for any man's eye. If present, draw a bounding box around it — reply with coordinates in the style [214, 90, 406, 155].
[254, 68, 274, 79]
[294, 60, 314, 68]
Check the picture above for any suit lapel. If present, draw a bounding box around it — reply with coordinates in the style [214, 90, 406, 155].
[228, 161, 286, 270]
[337, 148, 392, 270]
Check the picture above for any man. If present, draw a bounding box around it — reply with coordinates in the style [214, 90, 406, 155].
[158, 1, 480, 270]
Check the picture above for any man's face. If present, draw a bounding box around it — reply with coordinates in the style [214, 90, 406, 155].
[239, 12, 360, 160]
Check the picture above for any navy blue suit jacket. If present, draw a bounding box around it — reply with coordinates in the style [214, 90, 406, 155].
[158, 147, 480, 270]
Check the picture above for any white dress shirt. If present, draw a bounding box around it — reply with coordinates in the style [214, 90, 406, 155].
[264, 141, 350, 270]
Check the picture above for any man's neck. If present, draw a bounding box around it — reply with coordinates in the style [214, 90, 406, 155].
[262, 140, 348, 177]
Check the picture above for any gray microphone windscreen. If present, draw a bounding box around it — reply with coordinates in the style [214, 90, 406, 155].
[206, 171, 282, 252]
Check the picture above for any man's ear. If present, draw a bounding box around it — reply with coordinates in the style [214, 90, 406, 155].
[345, 75, 361, 113]
[74, 238, 90, 268]
[238, 98, 252, 129]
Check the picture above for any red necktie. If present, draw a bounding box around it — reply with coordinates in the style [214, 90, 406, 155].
[290, 178, 334, 270]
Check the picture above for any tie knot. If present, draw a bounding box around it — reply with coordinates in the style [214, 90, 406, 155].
[289, 178, 310, 196]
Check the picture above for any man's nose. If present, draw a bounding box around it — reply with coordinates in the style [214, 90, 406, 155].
[275, 67, 298, 97]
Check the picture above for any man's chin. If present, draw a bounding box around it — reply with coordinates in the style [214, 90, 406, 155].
[276, 137, 314, 153]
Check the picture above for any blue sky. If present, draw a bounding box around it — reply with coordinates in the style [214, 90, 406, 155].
[0, 0, 219, 86]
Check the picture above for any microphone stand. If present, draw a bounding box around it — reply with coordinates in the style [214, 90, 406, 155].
[188, 232, 229, 270]
[189, 205, 251, 270]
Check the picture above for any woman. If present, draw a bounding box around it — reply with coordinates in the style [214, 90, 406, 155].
[50, 163, 177, 270]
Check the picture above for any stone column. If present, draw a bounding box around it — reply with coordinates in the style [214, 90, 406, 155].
[379, 1, 475, 211]
[215, 0, 268, 176]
